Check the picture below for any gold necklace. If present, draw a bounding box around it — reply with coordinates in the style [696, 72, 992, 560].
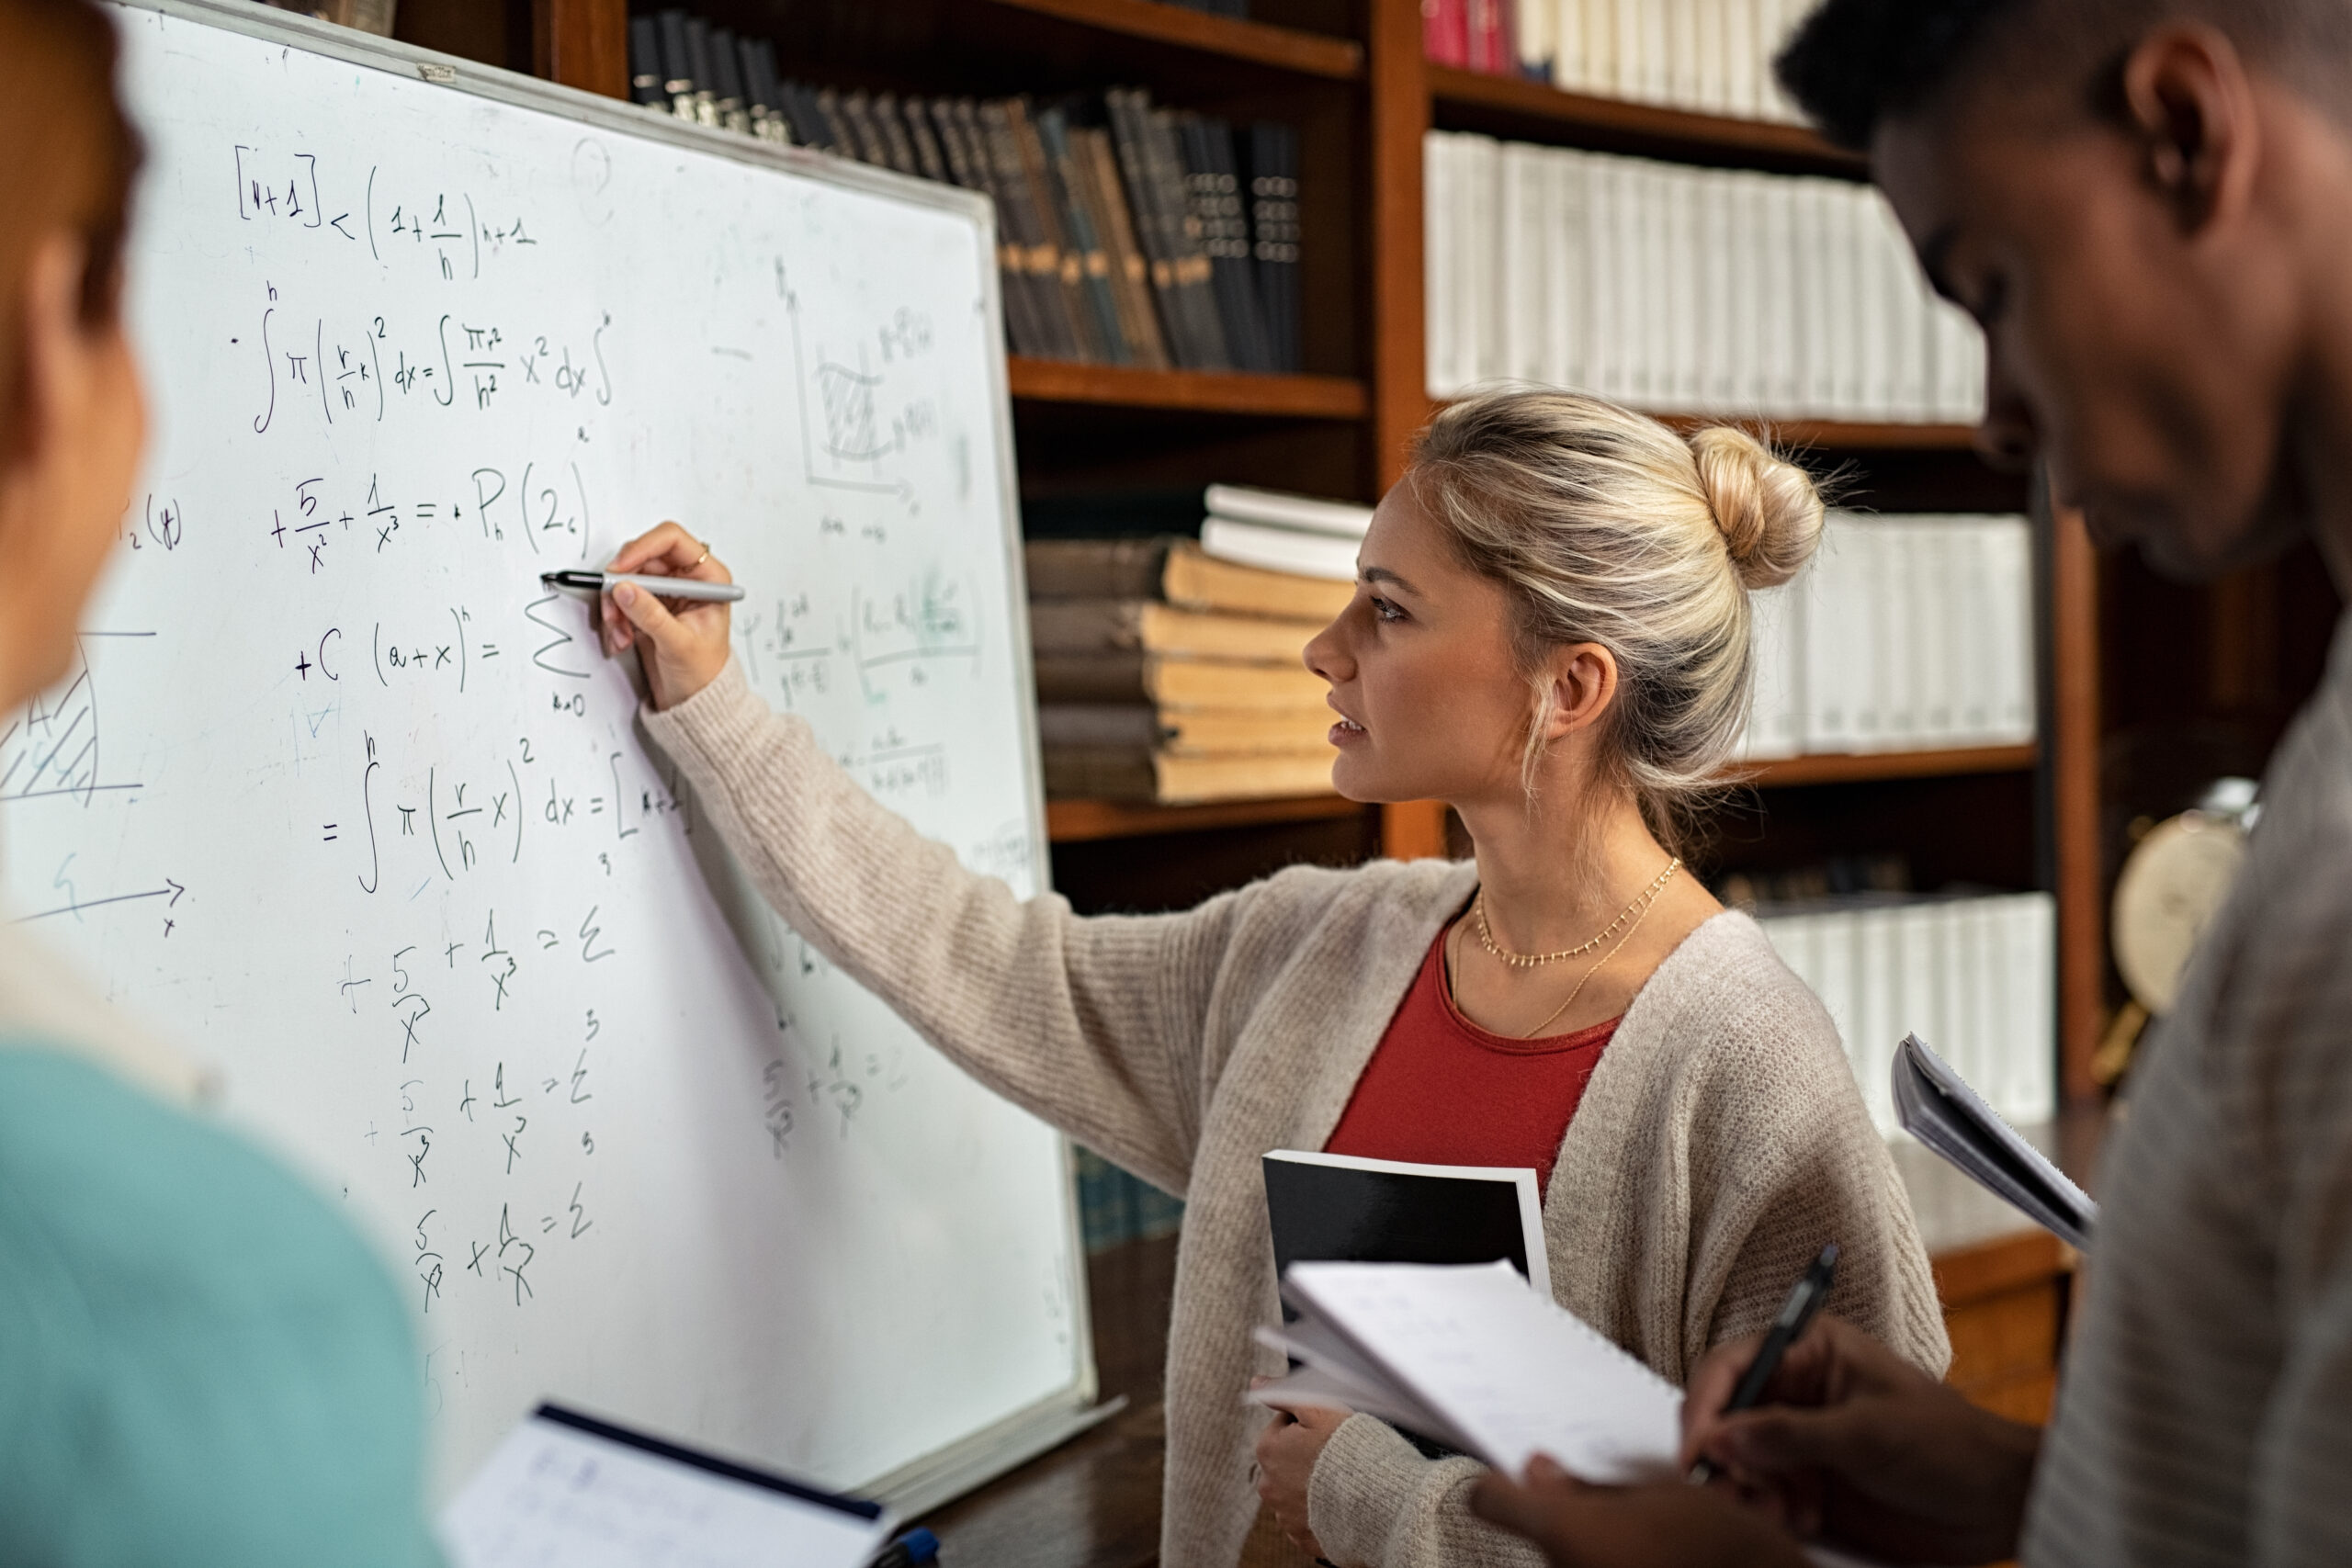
[1514, 872, 1673, 1039]
[1475, 856, 1682, 968]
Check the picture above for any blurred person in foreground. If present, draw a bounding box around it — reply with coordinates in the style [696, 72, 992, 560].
[1471, 1, 2352, 1564]
[0, 3, 439, 1562]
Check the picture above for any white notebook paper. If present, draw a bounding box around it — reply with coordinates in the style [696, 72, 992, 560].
[1253, 1259, 1682, 1483]
[441, 1405, 893, 1568]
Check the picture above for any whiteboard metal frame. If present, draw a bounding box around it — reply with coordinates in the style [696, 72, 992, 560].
[105, 0, 1094, 1521]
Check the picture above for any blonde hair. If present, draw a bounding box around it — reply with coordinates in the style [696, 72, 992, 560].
[1409, 389, 1825, 839]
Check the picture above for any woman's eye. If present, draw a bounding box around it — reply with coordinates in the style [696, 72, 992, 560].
[1369, 596, 1406, 624]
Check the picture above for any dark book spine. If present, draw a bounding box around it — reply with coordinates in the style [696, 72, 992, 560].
[869, 93, 922, 176]
[1006, 97, 1104, 363]
[978, 99, 1087, 362]
[900, 96, 950, 184]
[655, 10, 696, 121]
[627, 17, 666, 109]
[1194, 115, 1272, 371]
[1249, 120, 1303, 372]
[933, 98, 1049, 358]
[681, 17, 719, 125]
[1103, 88, 1202, 367]
[707, 27, 749, 135]
[1147, 106, 1232, 369]
[1035, 107, 1133, 365]
[781, 82, 837, 152]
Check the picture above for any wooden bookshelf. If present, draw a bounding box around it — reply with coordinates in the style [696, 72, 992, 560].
[982, 0, 1363, 79]
[1649, 413, 1983, 453]
[507, 0, 2105, 1111]
[1007, 358, 1368, 419]
[1046, 793, 1364, 842]
[1738, 745, 2039, 788]
[1427, 64, 1866, 178]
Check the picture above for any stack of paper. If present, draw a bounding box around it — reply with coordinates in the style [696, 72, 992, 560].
[1893, 1034, 2095, 1250]
[1251, 1259, 1683, 1483]
[1424, 135, 1984, 423]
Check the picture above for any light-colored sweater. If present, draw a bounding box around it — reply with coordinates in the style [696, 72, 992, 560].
[2022, 611, 2352, 1568]
[644, 661, 1950, 1568]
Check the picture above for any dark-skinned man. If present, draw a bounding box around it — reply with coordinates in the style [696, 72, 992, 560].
[1467, 3, 2352, 1565]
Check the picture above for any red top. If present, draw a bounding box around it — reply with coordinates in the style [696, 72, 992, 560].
[1324, 929, 1619, 1197]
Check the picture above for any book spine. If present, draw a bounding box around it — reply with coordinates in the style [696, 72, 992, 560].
[1145, 106, 1233, 370]
[1036, 107, 1134, 366]
[628, 17, 666, 109]
[979, 99, 1087, 363]
[1248, 122, 1302, 374]
[1082, 128, 1172, 371]
[1105, 89, 1204, 368]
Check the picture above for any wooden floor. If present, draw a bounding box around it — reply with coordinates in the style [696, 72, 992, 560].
[921, 1114, 2103, 1567]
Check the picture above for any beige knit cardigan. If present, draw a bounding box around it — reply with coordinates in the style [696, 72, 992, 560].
[643, 661, 1950, 1568]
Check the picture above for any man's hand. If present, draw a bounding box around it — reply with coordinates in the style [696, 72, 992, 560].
[1683, 1314, 2042, 1565]
[1470, 1457, 1811, 1568]
[1252, 1393, 1348, 1562]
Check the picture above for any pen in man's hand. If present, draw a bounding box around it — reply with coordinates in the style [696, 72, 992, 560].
[1687, 1242, 1838, 1485]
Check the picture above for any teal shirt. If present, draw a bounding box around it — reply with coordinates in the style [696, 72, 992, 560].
[0, 1042, 441, 1566]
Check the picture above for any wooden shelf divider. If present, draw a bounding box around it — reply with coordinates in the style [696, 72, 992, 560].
[1426, 64, 1867, 177]
[1008, 357, 1369, 420]
[1735, 745, 2039, 789]
[981, 0, 1363, 78]
[1648, 412, 1982, 452]
[1046, 794, 1367, 842]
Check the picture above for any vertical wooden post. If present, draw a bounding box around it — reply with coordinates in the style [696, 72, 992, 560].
[533, 0, 628, 99]
[2050, 503, 2105, 1104]
[1368, 0, 1450, 861]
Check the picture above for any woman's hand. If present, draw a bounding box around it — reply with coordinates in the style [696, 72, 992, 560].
[596, 522, 734, 711]
[1252, 1393, 1349, 1562]
[1470, 1457, 1810, 1568]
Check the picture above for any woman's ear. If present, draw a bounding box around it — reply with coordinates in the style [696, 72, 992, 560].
[1538, 642, 1618, 742]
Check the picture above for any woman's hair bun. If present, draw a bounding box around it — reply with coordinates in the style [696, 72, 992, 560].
[1687, 425, 1825, 591]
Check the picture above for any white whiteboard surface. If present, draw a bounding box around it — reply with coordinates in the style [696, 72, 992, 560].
[4, 0, 1091, 1507]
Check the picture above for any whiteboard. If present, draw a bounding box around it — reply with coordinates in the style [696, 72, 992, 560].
[4, 0, 1091, 1509]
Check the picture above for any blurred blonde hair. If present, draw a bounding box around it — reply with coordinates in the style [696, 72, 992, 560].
[1410, 388, 1825, 842]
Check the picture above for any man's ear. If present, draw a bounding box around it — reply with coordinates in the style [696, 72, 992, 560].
[2120, 23, 2260, 236]
[1538, 642, 1618, 742]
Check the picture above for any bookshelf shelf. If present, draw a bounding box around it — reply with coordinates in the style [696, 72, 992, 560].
[1648, 413, 1983, 453]
[1426, 66, 1867, 178]
[1046, 793, 1367, 841]
[1009, 357, 1370, 419]
[1735, 745, 2039, 789]
[980, 0, 1364, 80]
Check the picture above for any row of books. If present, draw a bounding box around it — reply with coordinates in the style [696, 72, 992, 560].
[1756, 892, 2058, 1135]
[1424, 134, 1986, 423]
[1742, 513, 2036, 761]
[1435, 0, 1815, 127]
[625, 15, 1302, 373]
[1029, 488, 1364, 804]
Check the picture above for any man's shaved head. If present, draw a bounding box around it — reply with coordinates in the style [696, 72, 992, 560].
[1777, 0, 2352, 152]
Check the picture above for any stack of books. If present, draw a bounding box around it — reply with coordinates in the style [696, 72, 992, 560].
[1424, 135, 1984, 423]
[1029, 490, 1367, 803]
[1197, 483, 1372, 582]
[1755, 891, 2058, 1136]
[1437, 0, 1819, 127]
[1740, 513, 2036, 762]
[627, 15, 1302, 373]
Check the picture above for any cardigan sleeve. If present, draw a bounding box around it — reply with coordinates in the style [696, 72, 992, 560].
[1307, 1416, 1544, 1568]
[639, 658, 1264, 1194]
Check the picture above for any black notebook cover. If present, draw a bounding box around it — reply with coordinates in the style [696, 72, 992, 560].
[1263, 1150, 1548, 1294]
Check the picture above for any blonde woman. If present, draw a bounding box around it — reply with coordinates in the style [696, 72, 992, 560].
[598, 389, 1948, 1568]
